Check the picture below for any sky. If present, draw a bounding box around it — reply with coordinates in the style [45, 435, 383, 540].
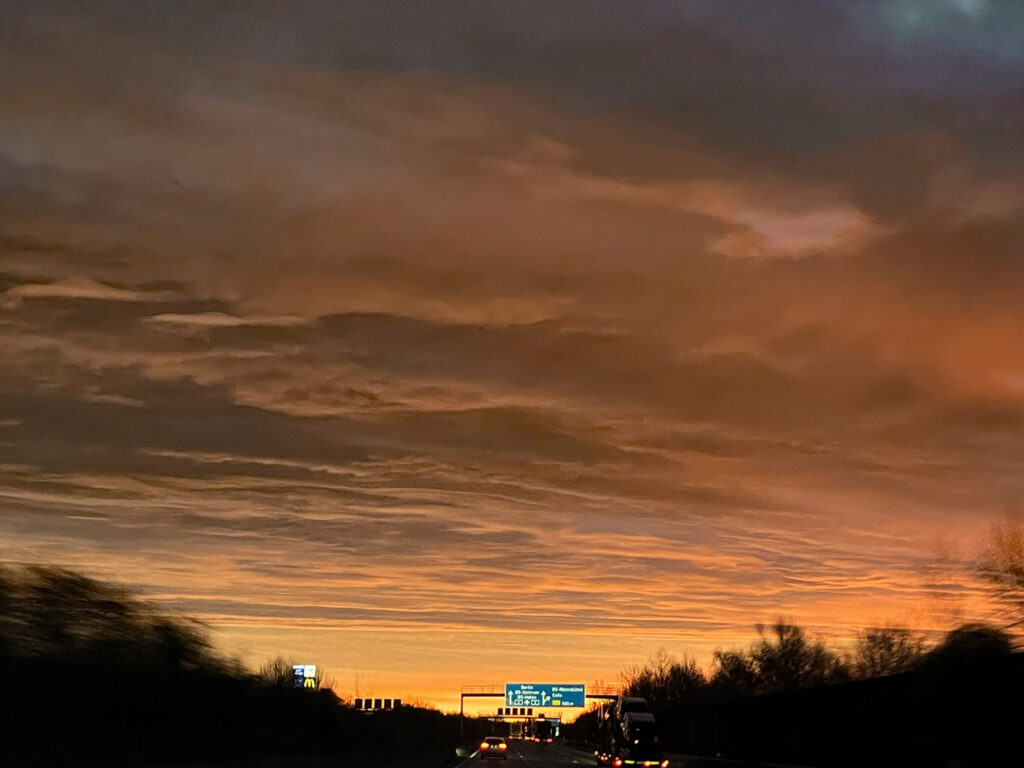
[1, 0, 1023, 713]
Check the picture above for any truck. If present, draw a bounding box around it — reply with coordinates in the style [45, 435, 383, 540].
[595, 696, 667, 768]
[534, 719, 553, 744]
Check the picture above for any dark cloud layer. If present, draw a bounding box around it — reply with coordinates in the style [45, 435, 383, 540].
[1, 0, 1021, 707]
[16, 0, 1020, 158]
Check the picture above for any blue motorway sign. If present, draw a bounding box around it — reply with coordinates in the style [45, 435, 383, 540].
[505, 683, 586, 708]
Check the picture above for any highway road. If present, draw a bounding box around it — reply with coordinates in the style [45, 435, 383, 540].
[456, 741, 808, 768]
[457, 739, 599, 768]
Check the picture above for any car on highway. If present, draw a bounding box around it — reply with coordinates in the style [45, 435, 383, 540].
[479, 736, 509, 760]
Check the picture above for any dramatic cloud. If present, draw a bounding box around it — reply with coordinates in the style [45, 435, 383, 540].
[1, 0, 1021, 709]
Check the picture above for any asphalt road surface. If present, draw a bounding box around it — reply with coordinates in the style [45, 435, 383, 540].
[457, 742, 808, 768]
[458, 739, 599, 768]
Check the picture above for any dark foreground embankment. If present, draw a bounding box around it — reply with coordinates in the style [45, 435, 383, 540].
[0, 566, 486, 767]
[654, 651, 1024, 768]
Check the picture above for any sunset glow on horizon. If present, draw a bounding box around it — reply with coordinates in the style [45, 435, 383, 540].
[2, 0, 1023, 715]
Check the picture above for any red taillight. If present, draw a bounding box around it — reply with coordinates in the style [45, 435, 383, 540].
[661, 762, 670, 768]
[480, 742, 489, 749]
[499, 743, 507, 750]
[613, 759, 623, 768]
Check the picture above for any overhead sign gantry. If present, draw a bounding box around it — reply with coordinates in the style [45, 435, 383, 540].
[459, 682, 614, 735]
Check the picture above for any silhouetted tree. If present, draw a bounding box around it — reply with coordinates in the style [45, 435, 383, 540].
[924, 622, 1013, 669]
[621, 648, 706, 708]
[662, 654, 706, 702]
[623, 621, 1024, 766]
[258, 655, 298, 687]
[710, 648, 758, 696]
[708, 621, 848, 696]
[851, 626, 928, 678]
[749, 621, 849, 693]
[0, 565, 223, 670]
[977, 517, 1024, 632]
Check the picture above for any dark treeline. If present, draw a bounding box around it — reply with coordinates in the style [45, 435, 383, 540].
[0, 565, 485, 767]
[10, 563, 1021, 766]
[566, 621, 1019, 767]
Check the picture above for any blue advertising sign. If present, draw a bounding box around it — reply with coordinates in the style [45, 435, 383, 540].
[504, 683, 585, 708]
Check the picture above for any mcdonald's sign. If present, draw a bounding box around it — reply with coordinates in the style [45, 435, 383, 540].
[293, 664, 318, 689]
